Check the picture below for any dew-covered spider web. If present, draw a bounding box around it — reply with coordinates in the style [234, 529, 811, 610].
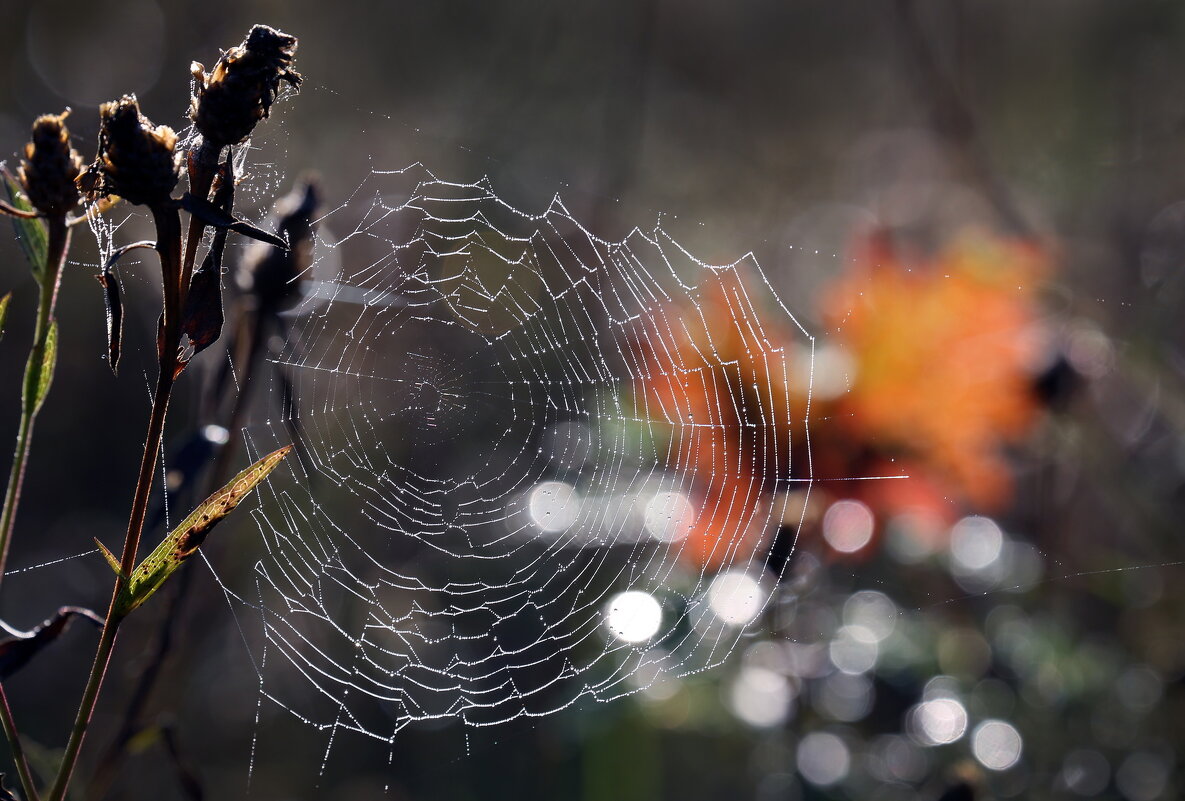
[211, 161, 818, 770]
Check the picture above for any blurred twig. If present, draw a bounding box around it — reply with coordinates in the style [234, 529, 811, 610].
[893, 0, 1035, 238]
[0, 684, 38, 801]
[158, 725, 204, 801]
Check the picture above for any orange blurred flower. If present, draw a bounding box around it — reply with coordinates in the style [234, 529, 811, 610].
[631, 229, 1052, 569]
[632, 273, 802, 570]
[823, 230, 1050, 511]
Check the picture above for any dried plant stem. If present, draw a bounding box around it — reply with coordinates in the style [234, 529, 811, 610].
[48, 207, 183, 801]
[87, 146, 230, 800]
[0, 216, 69, 587]
[0, 682, 39, 801]
[181, 141, 221, 300]
[88, 366, 253, 799]
[84, 563, 189, 801]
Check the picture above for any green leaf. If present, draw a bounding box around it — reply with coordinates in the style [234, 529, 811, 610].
[24, 321, 57, 415]
[105, 445, 292, 618]
[0, 292, 10, 341]
[3, 173, 48, 281]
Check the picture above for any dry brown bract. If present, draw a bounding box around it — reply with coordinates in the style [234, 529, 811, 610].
[190, 24, 302, 148]
[80, 95, 179, 207]
[18, 109, 83, 216]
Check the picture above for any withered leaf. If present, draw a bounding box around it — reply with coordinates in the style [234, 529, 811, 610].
[0, 606, 103, 680]
[177, 162, 233, 373]
[102, 240, 156, 274]
[178, 260, 224, 368]
[178, 192, 288, 250]
[95, 273, 124, 375]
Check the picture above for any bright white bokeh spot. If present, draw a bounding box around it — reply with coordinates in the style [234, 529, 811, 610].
[842, 590, 898, 642]
[950, 516, 1004, 572]
[529, 481, 581, 533]
[971, 719, 1023, 770]
[796, 732, 851, 787]
[604, 591, 663, 643]
[823, 500, 874, 553]
[202, 424, 230, 445]
[805, 342, 857, 401]
[708, 571, 765, 627]
[643, 491, 695, 543]
[909, 698, 968, 746]
[829, 625, 880, 674]
[730, 666, 794, 728]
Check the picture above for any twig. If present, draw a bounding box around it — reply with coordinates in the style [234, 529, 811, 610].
[892, 0, 1034, 238]
[159, 725, 204, 801]
[0, 216, 69, 585]
[85, 311, 261, 800]
[0, 683, 38, 801]
[83, 560, 190, 801]
[47, 206, 183, 801]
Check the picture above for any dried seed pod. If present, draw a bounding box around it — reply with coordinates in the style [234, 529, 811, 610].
[190, 24, 301, 148]
[81, 95, 179, 207]
[236, 179, 318, 313]
[17, 109, 83, 216]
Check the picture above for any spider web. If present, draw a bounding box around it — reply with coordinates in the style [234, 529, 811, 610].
[212, 161, 817, 772]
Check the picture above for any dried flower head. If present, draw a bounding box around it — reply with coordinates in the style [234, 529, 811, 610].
[190, 24, 301, 148]
[17, 109, 84, 216]
[236, 179, 318, 312]
[81, 95, 179, 207]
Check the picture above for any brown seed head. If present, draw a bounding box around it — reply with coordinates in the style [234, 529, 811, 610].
[190, 24, 301, 148]
[237, 178, 318, 312]
[18, 109, 84, 215]
[82, 95, 179, 206]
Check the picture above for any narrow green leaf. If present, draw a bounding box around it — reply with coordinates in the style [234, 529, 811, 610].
[26, 321, 58, 415]
[114, 445, 292, 618]
[93, 538, 124, 577]
[0, 292, 11, 341]
[3, 173, 48, 280]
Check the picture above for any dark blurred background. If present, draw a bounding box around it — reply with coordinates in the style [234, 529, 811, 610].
[2, 1, 1185, 800]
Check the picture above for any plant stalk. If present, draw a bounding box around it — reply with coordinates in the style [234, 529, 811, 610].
[87, 149, 236, 799]
[180, 141, 222, 309]
[86, 333, 258, 799]
[0, 682, 40, 801]
[0, 215, 69, 589]
[47, 206, 183, 801]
